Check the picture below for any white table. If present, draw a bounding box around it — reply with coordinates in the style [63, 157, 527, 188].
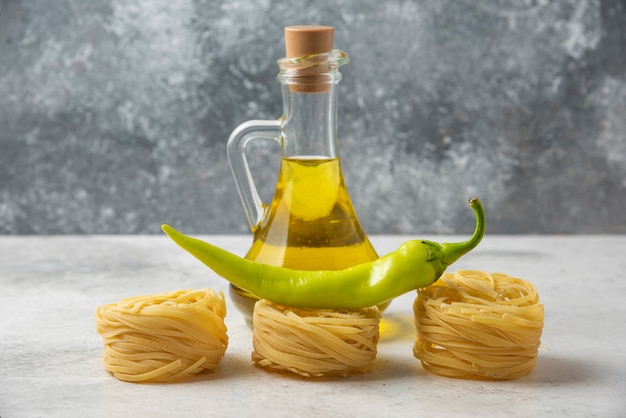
[1, 234, 625, 417]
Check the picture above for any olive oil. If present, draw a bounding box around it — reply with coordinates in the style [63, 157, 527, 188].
[229, 157, 379, 325]
[249, 156, 377, 267]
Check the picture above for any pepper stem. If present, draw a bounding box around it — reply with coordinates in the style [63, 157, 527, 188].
[439, 198, 486, 266]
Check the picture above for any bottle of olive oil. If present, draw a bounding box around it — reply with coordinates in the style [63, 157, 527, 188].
[227, 26, 382, 327]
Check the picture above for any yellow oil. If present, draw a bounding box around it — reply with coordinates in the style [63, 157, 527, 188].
[230, 156, 386, 326]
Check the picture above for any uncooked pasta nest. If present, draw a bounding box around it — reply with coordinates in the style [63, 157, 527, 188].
[413, 270, 544, 380]
[95, 288, 228, 383]
[252, 300, 381, 377]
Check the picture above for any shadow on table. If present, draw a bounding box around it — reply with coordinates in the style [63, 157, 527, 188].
[527, 353, 606, 386]
[378, 312, 416, 343]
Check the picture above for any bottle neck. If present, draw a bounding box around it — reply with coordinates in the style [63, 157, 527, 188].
[276, 50, 348, 160]
[280, 85, 339, 159]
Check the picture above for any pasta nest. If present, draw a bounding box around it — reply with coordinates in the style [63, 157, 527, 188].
[95, 288, 228, 383]
[413, 270, 544, 380]
[252, 300, 381, 377]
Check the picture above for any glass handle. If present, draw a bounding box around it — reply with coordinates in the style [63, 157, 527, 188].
[227, 119, 282, 231]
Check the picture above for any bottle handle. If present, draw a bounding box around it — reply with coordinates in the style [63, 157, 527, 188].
[227, 119, 282, 231]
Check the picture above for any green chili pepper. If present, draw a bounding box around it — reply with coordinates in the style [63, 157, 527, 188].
[162, 198, 485, 310]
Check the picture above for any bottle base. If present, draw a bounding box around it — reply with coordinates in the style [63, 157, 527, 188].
[229, 284, 257, 329]
[229, 283, 392, 330]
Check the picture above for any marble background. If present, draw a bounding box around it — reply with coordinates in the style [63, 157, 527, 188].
[1, 0, 625, 235]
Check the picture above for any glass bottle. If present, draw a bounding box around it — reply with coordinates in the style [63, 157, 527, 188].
[227, 26, 384, 327]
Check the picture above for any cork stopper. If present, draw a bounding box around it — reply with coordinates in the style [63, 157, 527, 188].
[285, 26, 334, 58]
[283, 26, 335, 93]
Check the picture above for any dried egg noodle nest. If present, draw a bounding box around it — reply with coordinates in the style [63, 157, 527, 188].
[413, 270, 544, 380]
[95, 289, 228, 383]
[252, 300, 381, 377]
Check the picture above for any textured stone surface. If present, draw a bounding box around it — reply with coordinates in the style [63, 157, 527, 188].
[1, 0, 625, 234]
[1, 235, 626, 416]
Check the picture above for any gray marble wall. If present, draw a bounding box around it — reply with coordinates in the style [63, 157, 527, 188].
[1, 0, 625, 235]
